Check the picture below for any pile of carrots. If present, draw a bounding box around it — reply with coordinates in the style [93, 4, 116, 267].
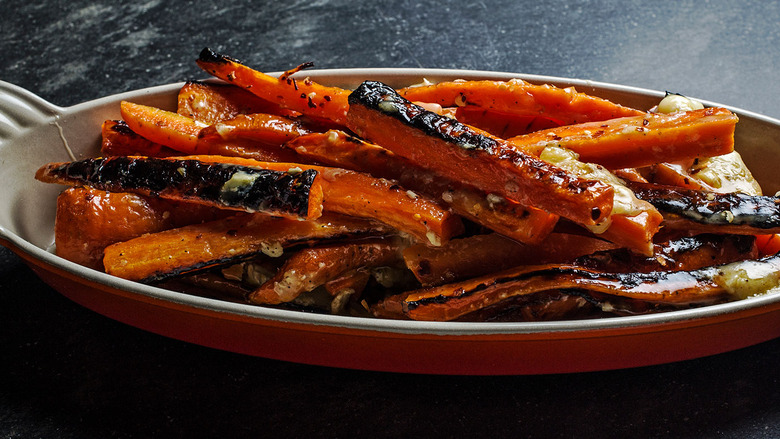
[34, 48, 780, 321]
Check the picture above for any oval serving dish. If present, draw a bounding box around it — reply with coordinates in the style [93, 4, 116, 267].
[1, 69, 780, 375]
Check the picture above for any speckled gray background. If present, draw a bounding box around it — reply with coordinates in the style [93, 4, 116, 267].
[2, 1, 779, 438]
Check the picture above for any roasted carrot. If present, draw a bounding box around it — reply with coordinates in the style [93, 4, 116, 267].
[451, 106, 562, 138]
[121, 101, 208, 154]
[196, 48, 351, 125]
[287, 130, 558, 244]
[399, 79, 644, 125]
[347, 80, 614, 226]
[55, 186, 228, 270]
[101, 120, 181, 157]
[628, 181, 780, 235]
[178, 155, 464, 245]
[403, 232, 618, 287]
[103, 213, 391, 282]
[177, 80, 293, 124]
[197, 112, 311, 145]
[249, 237, 404, 305]
[35, 156, 325, 220]
[506, 107, 738, 170]
[375, 253, 780, 321]
[644, 151, 762, 196]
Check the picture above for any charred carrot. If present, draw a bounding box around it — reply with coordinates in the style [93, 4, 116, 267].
[346, 80, 614, 226]
[507, 107, 738, 169]
[120, 101, 208, 154]
[180, 155, 464, 245]
[103, 213, 390, 282]
[287, 130, 558, 244]
[35, 156, 324, 220]
[101, 120, 180, 157]
[628, 181, 780, 235]
[177, 80, 293, 124]
[196, 48, 351, 125]
[249, 237, 404, 305]
[376, 253, 780, 321]
[399, 79, 644, 125]
[403, 233, 618, 287]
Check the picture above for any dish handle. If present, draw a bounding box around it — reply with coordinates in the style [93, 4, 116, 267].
[0, 81, 62, 146]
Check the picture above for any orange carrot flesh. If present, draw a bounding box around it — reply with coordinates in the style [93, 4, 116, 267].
[103, 213, 390, 282]
[507, 107, 738, 170]
[346, 81, 614, 226]
[288, 130, 557, 244]
[177, 80, 293, 124]
[399, 79, 644, 125]
[182, 155, 464, 245]
[196, 48, 351, 125]
[120, 101, 209, 154]
[249, 237, 403, 304]
[54, 187, 229, 270]
[197, 113, 311, 146]
[101, 120, 180, 157]
[452, 107, 562, 138]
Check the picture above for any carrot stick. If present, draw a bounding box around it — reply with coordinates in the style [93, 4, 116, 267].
[54, 186, 229, 270]
[177, 80, 293, 124]
[120, 101, 209, 154]
[103, 213, 390, 282]
[347, 80, 614, 226]
[452, 107, 562, 138]
[506, 107, 738, 169]
[35, 156, 325, 220]
[403, 232, 618, 286]
[181, 155, 464, 246]
[249, 237, 403, 305]
[196, 48, 351, 125]
[196, 112, 311, 155]
[287, 130, 558, 244]
[399, 79, 644, 125]
[376, 253, 780, 321]
[101, 120, 180, 157]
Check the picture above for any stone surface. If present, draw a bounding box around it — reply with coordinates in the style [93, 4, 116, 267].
[1, 0, 779, 437]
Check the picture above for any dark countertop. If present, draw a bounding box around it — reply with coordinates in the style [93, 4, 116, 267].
[1, 1, 779, 437]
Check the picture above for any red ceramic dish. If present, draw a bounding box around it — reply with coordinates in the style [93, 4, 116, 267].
[2, 70, 779, 375]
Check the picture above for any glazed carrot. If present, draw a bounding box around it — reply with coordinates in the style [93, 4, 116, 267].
[403, 233, 618, 287]
[197, 112, 311, 147]
[103, 213, 390, 282]
[645, 151, 762, 196]
[177, 80, 293, 124]
[249, 237, 403, 305]
[399, 79, 644, 125]
[196, 48, 351, 125]
[55, 187, 229, 270]
[347, 80, 614, 226]
[452, 106, 562, 138]
[36, 156, 325, 220]
[101, 120, 180, 157]
[375, 253, 780, 321]
[507, 107, 738, 169]
[181, 155, 464, 245]
[120, 101, 208, 154]
[628, 181, 780, 235]
[287, 130, 558, 244]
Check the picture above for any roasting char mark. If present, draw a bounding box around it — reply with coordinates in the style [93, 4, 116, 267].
[47, 157, 317, 217]
[347, 81, 607, 200]
[629, 181, 780, 229]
